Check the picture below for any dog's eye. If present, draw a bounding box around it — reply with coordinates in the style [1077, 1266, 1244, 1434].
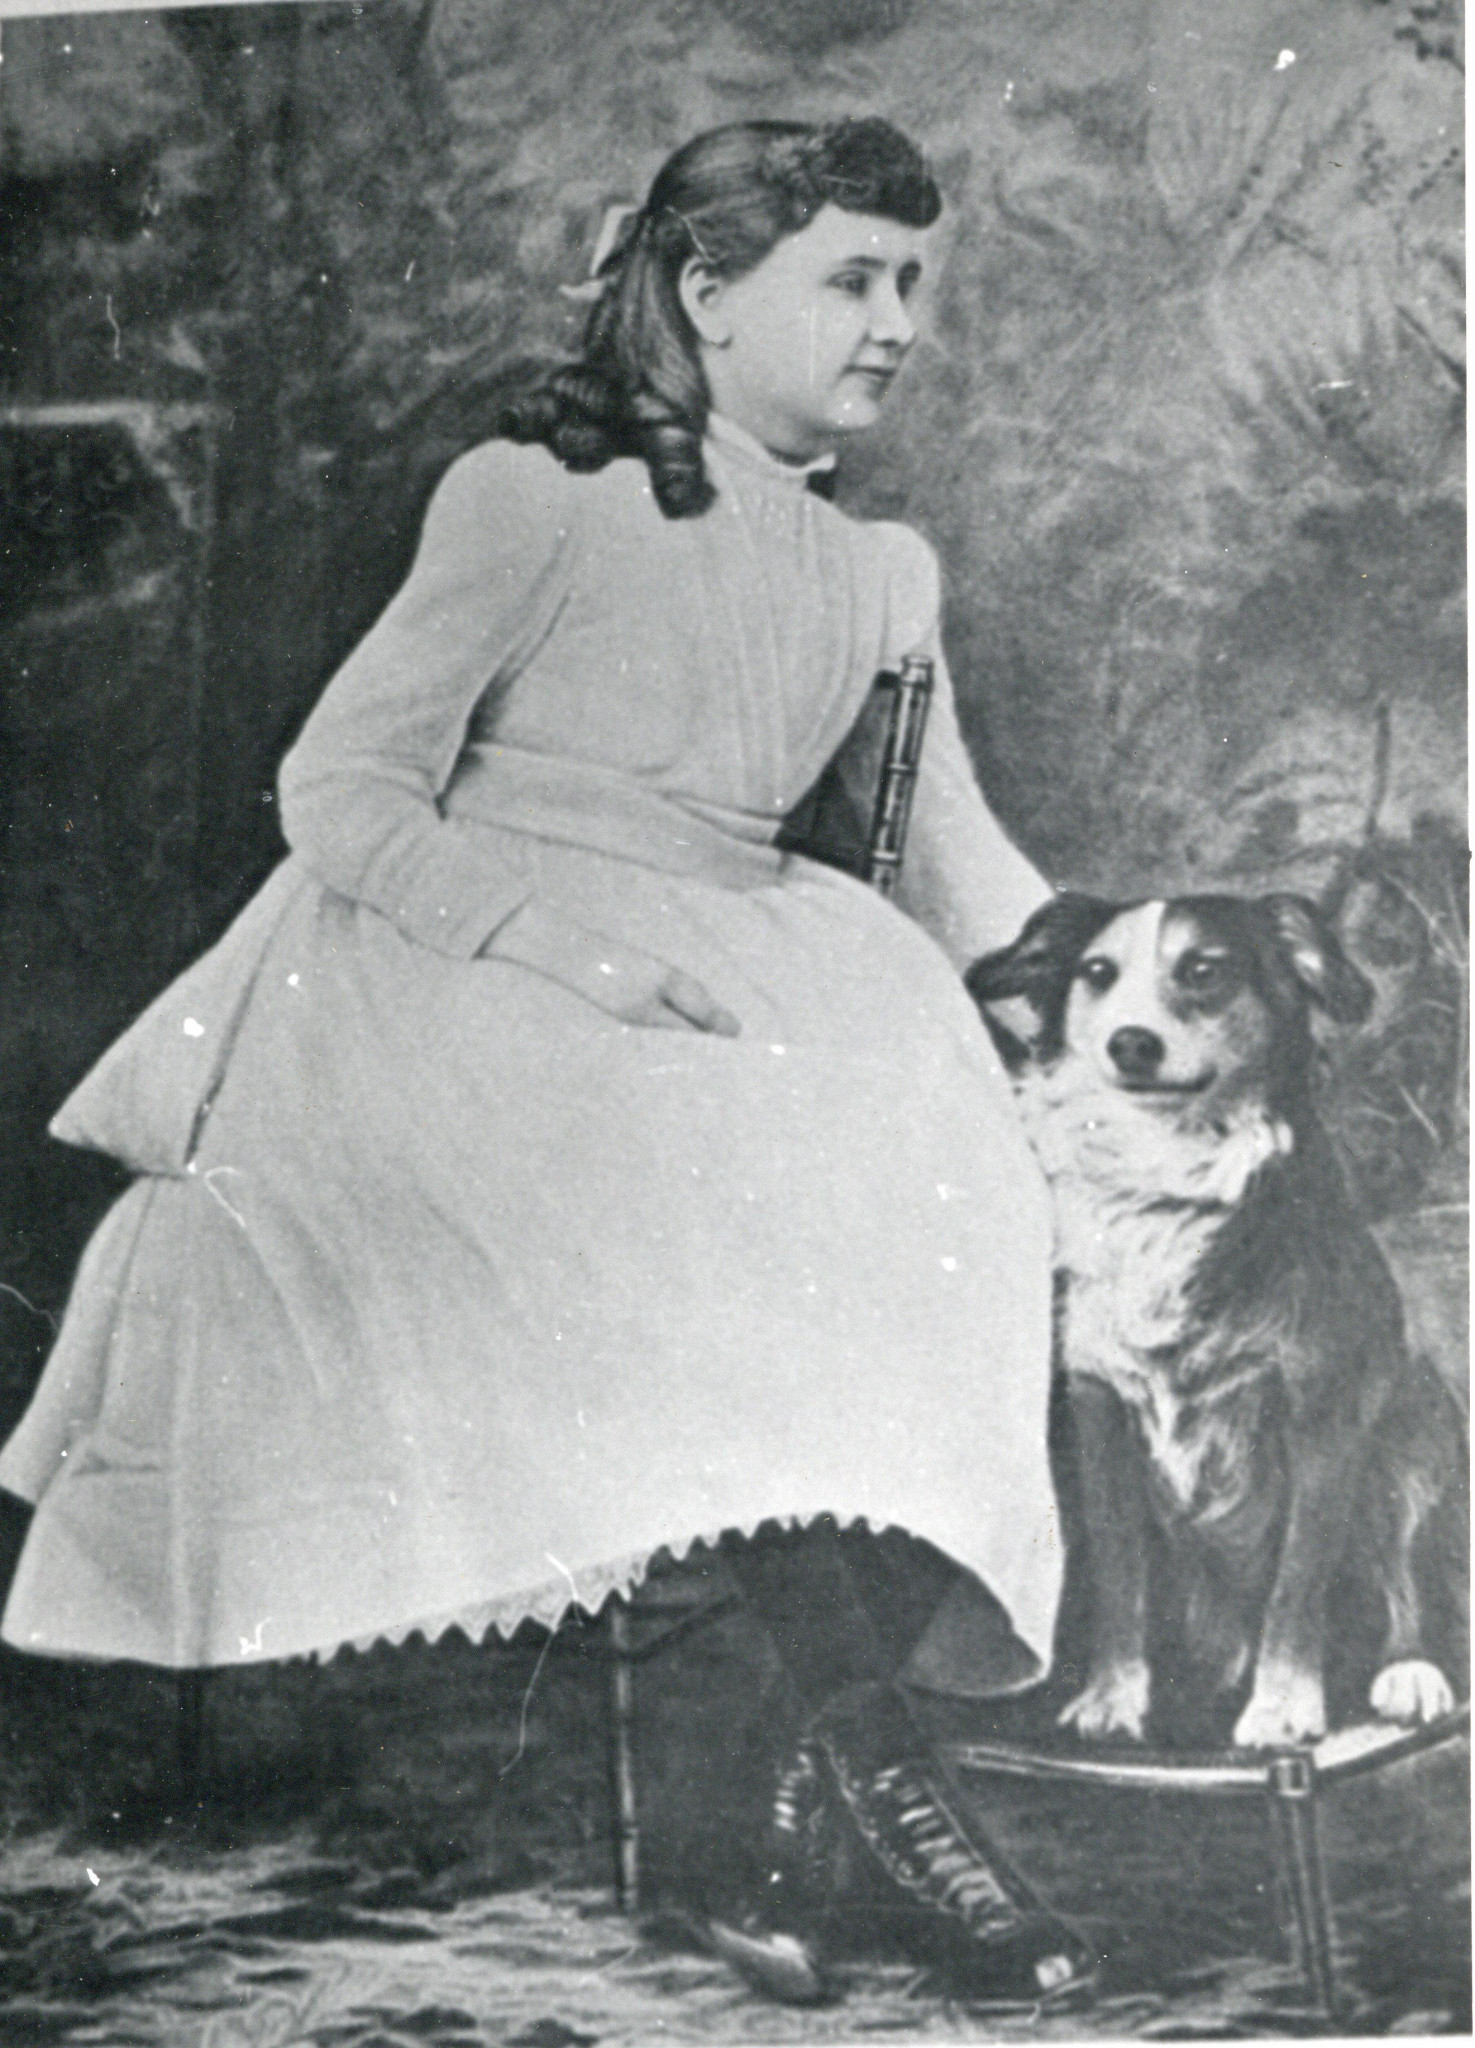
[1077, 957, 1118, 993]
[1178, 953, 1228, 992]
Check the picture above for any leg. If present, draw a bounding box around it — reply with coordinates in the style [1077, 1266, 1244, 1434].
[1266, 1754, 1338, 2018]
[713, 1527, 1094, 2006]
[714, 1679, 1093, 2003]
[1236, 1429, 1365, 1749]
[1057, 1376, 1153, 1740]
[606, 1602, 640, 1913]
[723, 1520, 1040, 1711]
[719, 1520, 905, 1712]
[1363, 1363, 1465, 1724]
[1367, 1509, 1459, 1726]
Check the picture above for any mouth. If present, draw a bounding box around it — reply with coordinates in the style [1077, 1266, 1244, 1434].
[845, 365, 898, 393]
[1112, 1071, 1217, 1097]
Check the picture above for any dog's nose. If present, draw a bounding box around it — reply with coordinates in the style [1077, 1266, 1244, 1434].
[1107, 1026, 1166, 1079]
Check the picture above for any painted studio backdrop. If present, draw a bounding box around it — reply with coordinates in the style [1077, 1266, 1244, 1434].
[0, 0, 1467, 2041]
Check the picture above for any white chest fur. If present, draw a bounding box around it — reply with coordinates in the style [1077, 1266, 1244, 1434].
[1018, 1064, 1293, 1505]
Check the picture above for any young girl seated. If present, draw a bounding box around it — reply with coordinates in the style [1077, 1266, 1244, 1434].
[0, 117, 1091, 2008]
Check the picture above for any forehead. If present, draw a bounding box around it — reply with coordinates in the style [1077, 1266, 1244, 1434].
[1086, 902, 1165, 969]
[772, 203, 932, 274]
[1087, 902, 1244, 969]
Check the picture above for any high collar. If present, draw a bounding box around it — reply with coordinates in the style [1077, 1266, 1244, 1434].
[705, 411, 839, 489]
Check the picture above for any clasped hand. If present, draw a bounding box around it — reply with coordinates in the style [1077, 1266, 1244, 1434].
[485, 901, 740, 1035]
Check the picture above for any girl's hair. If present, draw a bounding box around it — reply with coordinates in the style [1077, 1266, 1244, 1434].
[499, 118, 941, 519]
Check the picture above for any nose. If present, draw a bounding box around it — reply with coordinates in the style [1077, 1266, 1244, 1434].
[1107, 1026, 1166, 1080]
[869, 282, 915, 350]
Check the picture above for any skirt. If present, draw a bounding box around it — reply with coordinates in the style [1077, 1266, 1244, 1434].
[0, 828, 1059, 1670]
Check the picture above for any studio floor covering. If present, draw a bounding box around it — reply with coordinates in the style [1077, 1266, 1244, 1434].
[0, 1566, 1466, 2046]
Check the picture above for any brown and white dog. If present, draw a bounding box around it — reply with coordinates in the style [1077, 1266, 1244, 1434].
[968, 893, 1468, 1749]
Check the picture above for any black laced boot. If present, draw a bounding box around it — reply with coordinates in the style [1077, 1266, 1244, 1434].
[706, 1734, 838, 2003]
[710, 1682, 1095, 2008]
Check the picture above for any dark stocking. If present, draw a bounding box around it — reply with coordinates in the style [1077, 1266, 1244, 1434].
[719, 1520, 942, 1708]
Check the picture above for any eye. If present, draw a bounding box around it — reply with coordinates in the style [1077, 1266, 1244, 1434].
[896, 261, 922, 301]
[1177, 951, 1230, 993]
[1076, 956, 1118, 993]
[830, 270, 871, 298]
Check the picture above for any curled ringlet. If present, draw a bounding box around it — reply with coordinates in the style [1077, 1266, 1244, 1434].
[499, 117, 941, 518]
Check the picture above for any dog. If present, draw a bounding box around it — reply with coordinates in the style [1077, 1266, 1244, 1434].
[967, 892, 1468, 1750]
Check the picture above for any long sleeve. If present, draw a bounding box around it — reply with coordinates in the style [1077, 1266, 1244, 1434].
[895, 624, 1054, 965]
[277, 440, 576, 959]
[830, 526, 1053, 968]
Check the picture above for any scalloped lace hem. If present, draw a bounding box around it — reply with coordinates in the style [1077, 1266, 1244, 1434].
[312, 1511, 871, 1663]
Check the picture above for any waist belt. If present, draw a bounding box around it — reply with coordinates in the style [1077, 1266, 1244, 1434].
[442, 743, 787, 890]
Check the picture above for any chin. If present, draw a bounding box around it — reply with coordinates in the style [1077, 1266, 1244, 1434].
[826, 396, 884, 436]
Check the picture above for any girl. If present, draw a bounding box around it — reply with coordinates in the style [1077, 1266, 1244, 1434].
[0, 119, 1091, 2006]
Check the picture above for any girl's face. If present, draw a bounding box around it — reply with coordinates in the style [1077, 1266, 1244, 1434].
[684, 203, 933, 460]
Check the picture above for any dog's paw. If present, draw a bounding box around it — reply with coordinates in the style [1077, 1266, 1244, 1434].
[1058, 1661, 1150, 1741]
[1232, 1668, 1326, 1749]
[1370, 1659, 1455, 1725]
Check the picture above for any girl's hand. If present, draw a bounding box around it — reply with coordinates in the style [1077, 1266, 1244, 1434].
[485, 901, 740, 1035]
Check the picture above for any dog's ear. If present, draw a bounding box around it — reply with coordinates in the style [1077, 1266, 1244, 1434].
[965, 895, 1118, 1067]
[1258, 894, 1375, 1024]
[966, 894, 1118, 1006]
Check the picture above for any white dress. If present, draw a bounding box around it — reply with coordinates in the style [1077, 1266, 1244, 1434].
[0, 415, 1061, 1670]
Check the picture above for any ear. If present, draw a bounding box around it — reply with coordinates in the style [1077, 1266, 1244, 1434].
[1259, 893, 1375, 1024]
[965, 893, 1118, 1007]
[965, 893, 1118, 1067]
[677, 256, 731, 346]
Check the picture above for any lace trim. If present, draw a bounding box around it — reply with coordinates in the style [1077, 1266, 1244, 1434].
[309, 1510, 868, 1663]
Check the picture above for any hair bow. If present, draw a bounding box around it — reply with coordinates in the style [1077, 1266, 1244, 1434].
[559, 201, 642, 303]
